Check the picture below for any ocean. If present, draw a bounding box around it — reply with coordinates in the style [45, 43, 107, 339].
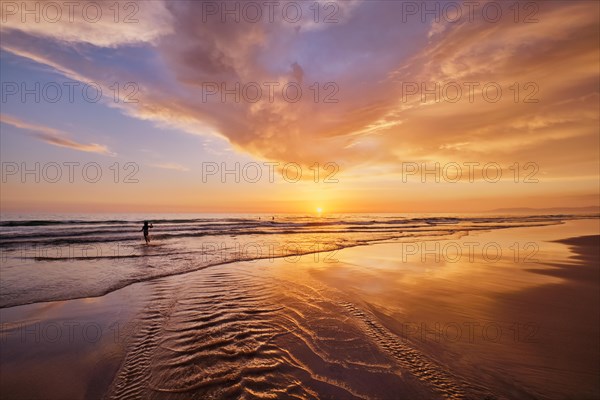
[0, 212, 596, 308]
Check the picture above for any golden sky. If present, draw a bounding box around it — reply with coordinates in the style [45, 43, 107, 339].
[0, 0, 598, 213]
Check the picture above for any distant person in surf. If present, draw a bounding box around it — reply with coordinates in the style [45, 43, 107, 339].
[140, 221, 153, 244]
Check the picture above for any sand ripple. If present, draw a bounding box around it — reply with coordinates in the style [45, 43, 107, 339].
[107, 265, 493, 399]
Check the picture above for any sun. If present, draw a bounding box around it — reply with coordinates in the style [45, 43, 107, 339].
[316, 207, 323, 214]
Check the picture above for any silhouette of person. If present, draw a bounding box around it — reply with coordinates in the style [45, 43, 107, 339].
[140, 221, 153, 244]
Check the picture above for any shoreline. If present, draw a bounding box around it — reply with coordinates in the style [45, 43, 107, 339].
[2, 216, 594, 309]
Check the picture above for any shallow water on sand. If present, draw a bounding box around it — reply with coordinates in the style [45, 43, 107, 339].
[1, 213, 595, 307]
[1, 219, 598, 399]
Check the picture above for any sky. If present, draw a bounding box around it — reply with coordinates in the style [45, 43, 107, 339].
[0, 0, 598, 214]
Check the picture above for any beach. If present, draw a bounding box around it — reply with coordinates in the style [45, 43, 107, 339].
[3, 0, 599, 398]
[1, 217, 599, 399]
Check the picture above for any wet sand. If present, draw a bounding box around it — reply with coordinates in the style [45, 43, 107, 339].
[1, 220, 598, 399]
[0, 282, 148, 399]
[302, 222, 599, 399]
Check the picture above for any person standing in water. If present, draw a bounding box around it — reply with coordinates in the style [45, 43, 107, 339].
[140, 221, 153, 244]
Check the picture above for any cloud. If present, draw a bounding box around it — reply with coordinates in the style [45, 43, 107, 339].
[379, 1, 599, 171]
[0, 114, 115, 156]
[151, 163, 189, 172]
[290, 62, 304, 84]
[1, 0, 598, 182]
[0, 0, 174, 47]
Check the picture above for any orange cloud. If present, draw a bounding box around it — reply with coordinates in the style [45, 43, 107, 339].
[1, 1, 598, 183]
[0, 0, 173, 47]
[0, 114, 115, 155]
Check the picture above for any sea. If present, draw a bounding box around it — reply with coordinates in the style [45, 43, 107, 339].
[0, 212, 597, 308]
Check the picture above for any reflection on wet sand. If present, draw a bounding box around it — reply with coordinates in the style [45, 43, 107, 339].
[1, 220, 598, 399]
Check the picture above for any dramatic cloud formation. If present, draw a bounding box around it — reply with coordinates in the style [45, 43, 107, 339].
[1, 0, 598, 211]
